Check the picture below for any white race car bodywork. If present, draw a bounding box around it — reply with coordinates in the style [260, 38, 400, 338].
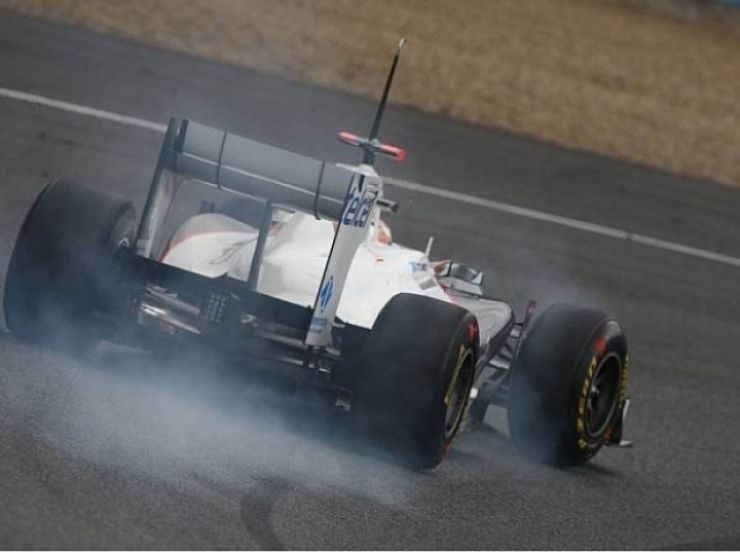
[162, 210, 450, 330]
[135, 114, 513, 353]
[1, 35, 632, 467]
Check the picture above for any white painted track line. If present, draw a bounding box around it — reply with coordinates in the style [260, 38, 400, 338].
[2, 86, 739, 269]
[0, 87, 167, 132]
[384, 177, 740, 268]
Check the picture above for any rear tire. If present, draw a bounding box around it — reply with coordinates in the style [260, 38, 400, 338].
[356, 293, 479, 469]
[3, 180, 136, 349]
[508, 303, 629, 466]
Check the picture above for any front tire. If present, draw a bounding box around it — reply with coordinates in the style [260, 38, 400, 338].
[3, 180, 136, 349]
[356, 293, 479, 469]
[508, 303, 629, 466]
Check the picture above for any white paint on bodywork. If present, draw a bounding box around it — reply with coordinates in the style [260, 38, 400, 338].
[162, 211, 449, 329]
[162, 214, 259, 278]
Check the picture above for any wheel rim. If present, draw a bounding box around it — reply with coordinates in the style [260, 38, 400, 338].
[443, 347, 474, 440]
[585, 353, 621, 437]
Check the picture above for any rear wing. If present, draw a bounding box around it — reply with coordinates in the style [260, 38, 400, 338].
[174, 120, 358, 220]
[134, 118, 385, 347]
[135, 118, 373, 256]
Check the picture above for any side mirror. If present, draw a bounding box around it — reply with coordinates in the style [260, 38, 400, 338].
[433, 261, 484, 296]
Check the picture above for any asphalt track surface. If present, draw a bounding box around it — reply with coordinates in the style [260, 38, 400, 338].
[1, 11, 739, 550]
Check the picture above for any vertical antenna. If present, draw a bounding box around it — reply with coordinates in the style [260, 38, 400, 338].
[364, 37, 407, 164]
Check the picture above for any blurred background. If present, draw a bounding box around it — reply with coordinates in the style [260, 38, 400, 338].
[1, 0, 739, 187]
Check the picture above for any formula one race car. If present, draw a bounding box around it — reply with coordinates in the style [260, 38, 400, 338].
[3, 40, 631, 468]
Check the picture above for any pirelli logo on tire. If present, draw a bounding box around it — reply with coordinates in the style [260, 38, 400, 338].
[576, 356, 599, 450]
[620, 354, 630, 404]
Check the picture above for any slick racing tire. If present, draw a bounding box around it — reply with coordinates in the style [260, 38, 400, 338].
[3, 180, 136, 349]
[356, 293, 479, 469]
[508, 303, 629, 466]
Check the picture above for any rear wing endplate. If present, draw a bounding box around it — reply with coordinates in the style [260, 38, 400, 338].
[173, 120, 356, 220]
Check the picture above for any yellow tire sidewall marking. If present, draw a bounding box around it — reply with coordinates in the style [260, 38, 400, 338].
[444, 345, 471, 407]
[576, 356, 599, 449]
